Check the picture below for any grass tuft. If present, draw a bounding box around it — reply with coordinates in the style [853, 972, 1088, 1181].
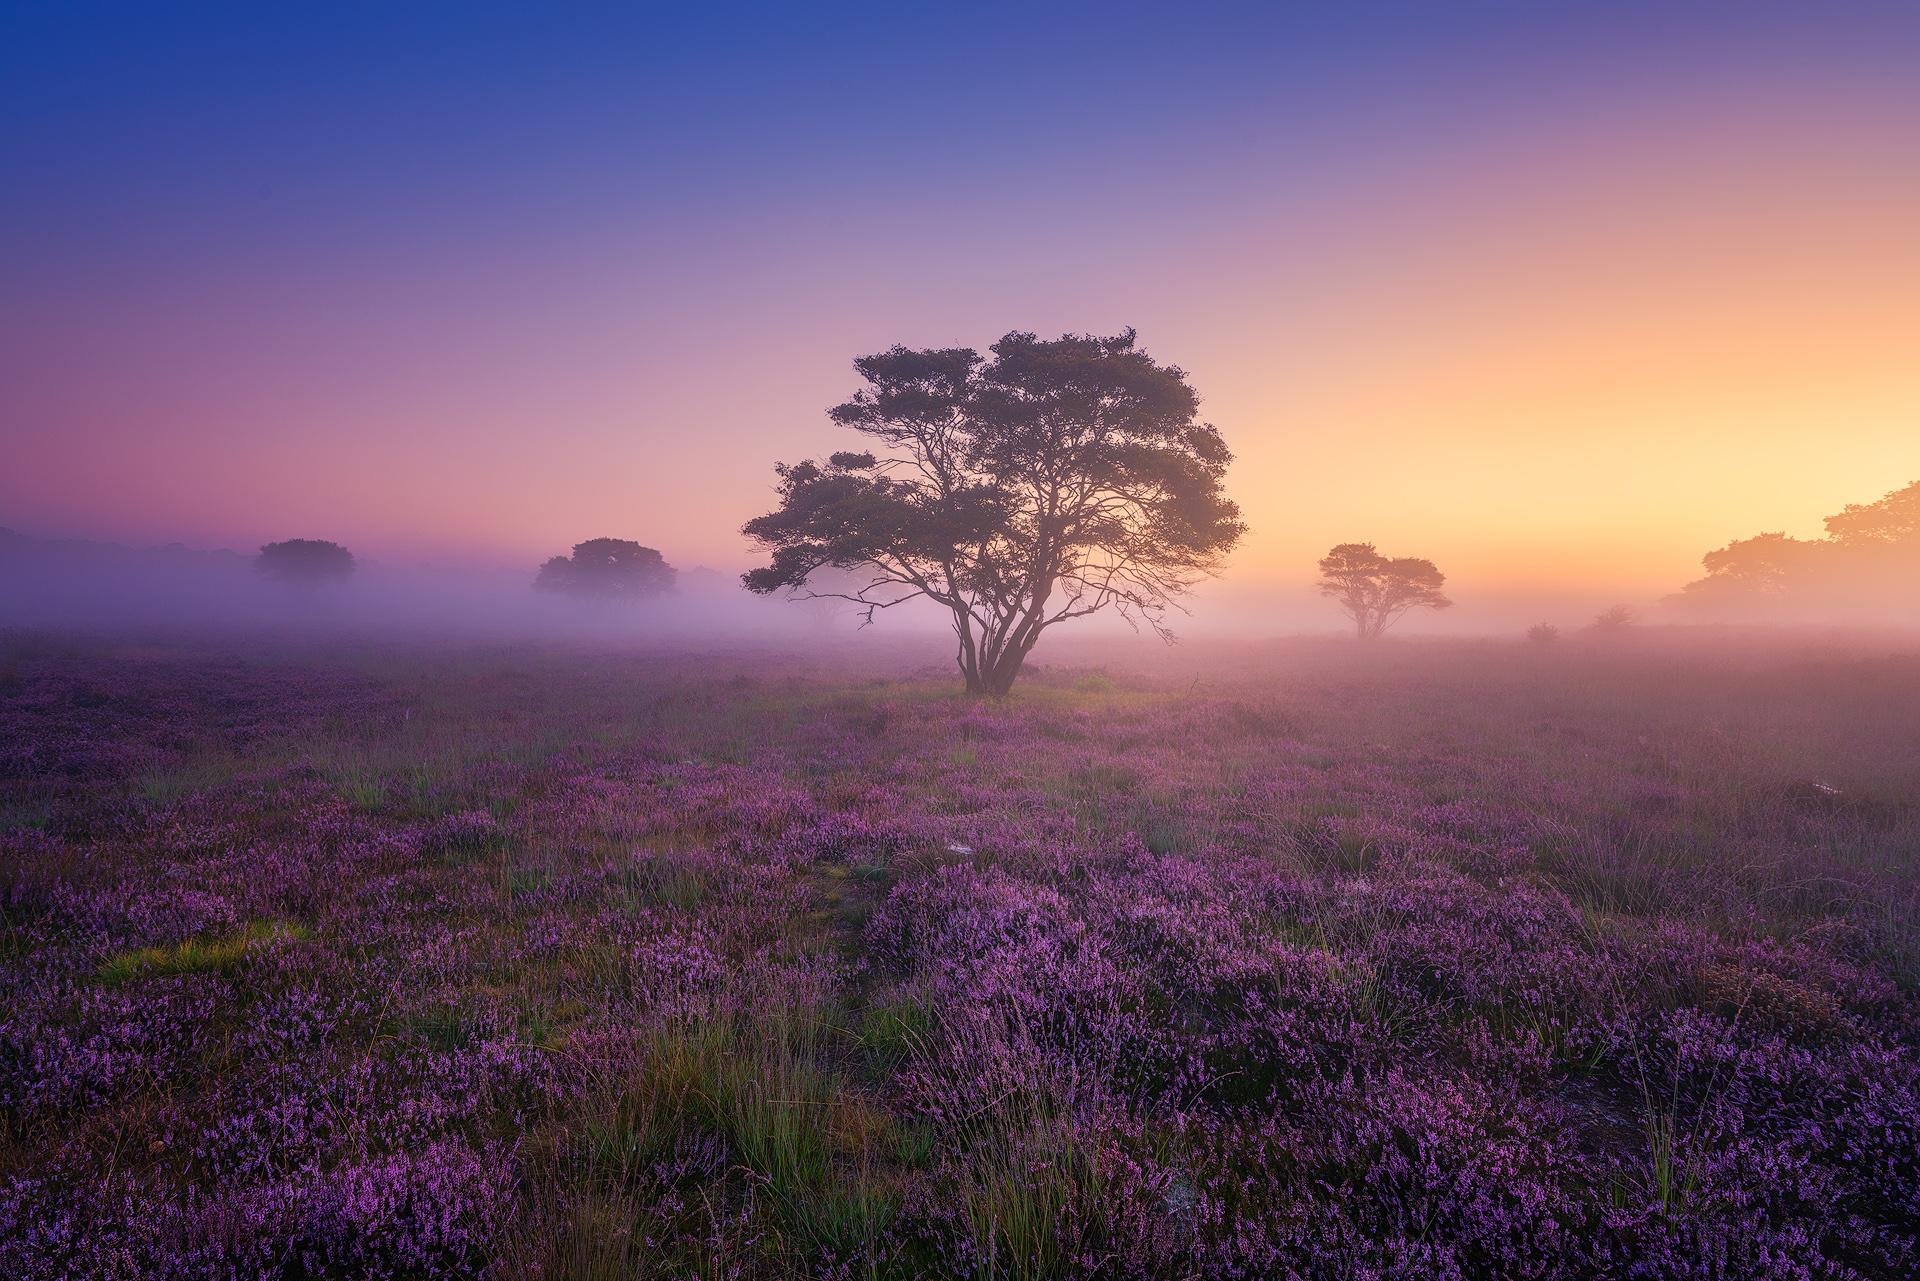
[98, 918, 308, 985]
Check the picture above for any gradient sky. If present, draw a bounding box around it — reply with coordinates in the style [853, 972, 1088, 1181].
[4, 2, 1918, 604]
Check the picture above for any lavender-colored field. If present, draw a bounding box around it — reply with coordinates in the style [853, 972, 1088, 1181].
[3, 631, 1917, 1279]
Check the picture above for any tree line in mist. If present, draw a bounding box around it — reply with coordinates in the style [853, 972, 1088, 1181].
[6, 327, 1914, 693]
[1667, 481, 1920, 619]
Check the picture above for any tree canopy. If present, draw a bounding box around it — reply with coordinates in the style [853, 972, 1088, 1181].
[1671, 479, 1920, 619]
[534, 539, 676, 602]
[1824, 480, 1920, 545]
[1316, 542, 1451, 638]
[255, 539, 354, 586]
[742, 329, 1245, 695]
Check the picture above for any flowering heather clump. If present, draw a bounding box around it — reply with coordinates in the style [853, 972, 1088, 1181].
[1, 633, 1917, 1278]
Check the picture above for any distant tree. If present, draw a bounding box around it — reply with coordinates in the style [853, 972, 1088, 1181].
[1697, 531, 1817, 595]
[742, 329, 1245, 696]
[1315, 542, 1451, 639]
[1670, 532, 1823, 614]
[1670, 480, 1920, 618]
[1589, 604, 1637, 632]
[255, 539, 354, 586]
[534, 539, 676, 601]
[784, 565, 865, 630]
[1526, 623, 1560, 644]
[674, 566, 733, 596]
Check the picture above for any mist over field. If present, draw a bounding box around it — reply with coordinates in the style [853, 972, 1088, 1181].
[6, 515, 1918, 644]
[6, 3, 1920, 1279]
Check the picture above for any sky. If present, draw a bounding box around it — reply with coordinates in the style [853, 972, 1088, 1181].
[4, 1, 1918, 613]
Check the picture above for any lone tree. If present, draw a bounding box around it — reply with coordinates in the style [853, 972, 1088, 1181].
[742, 329, 1245, 695]
[534, 539, 676, 601]
[255, 538, 354, 586]
[1316, 542, 1451, 638]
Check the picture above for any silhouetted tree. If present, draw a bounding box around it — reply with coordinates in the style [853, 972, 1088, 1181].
[1316, 543, 1451, 638]
[534, 539, 676, 601]
[1824, 479, 1920, 545]
[1589, 604, 1637, 632]
[1527, 623, 1560, 644]
[255, 539, 354, 586]
[1671, 480, 1920, 618]
[742, 329, 1245, 695]
[1700, 532, 1817, 594]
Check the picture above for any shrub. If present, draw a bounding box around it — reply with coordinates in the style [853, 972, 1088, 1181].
[1589, 604, 1637, 632]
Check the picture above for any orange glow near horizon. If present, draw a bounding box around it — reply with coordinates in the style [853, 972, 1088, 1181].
[1194, 80, 1920, 598]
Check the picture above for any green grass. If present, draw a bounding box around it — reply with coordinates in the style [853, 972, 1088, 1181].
[1642, 1108, 1700, 1215]
[632, 851, 715, 912]
[0, 796, 56, 831]
[98, 918, 309, 985]
[954, 1116, 1105, 1281]
[858, 991, 937, 1075]
[135, 753, 246, 806]
[577, 1001, 913, 1267]
[396, 1003, 479, 1052]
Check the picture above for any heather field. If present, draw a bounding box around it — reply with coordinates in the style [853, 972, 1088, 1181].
[3, 630, 1919, 1281]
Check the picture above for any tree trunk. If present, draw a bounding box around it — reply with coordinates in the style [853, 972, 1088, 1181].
[980, 580, 1053, 695]
[956, 601, 1044, 695]
[980, 640, 1035, 696]
[954, 604, 985, 693]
